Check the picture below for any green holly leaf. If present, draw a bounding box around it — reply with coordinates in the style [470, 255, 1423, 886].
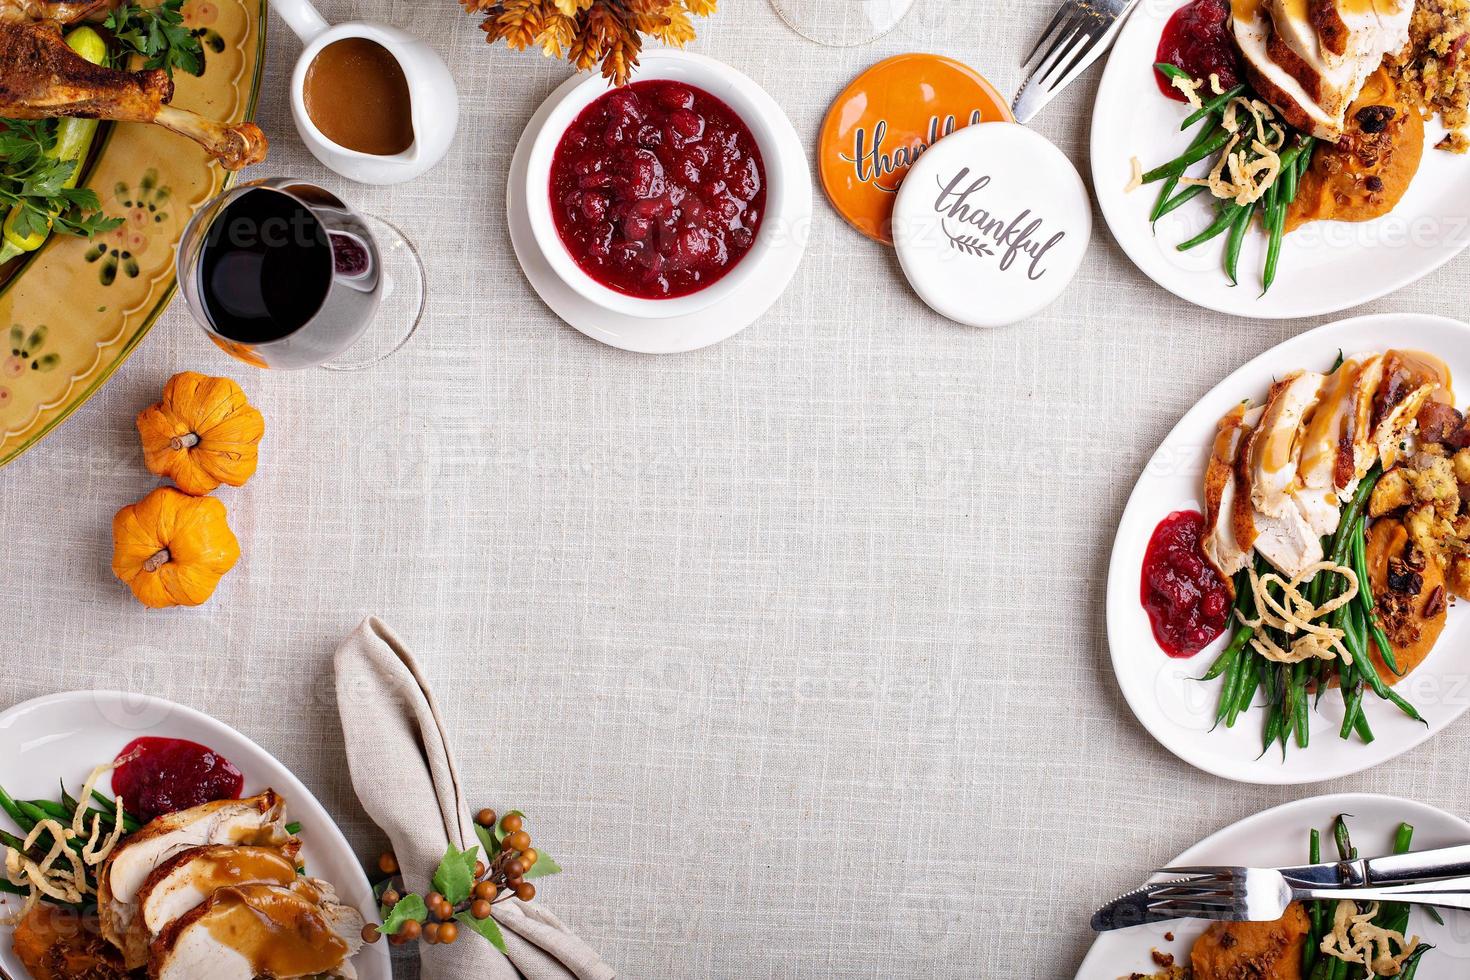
[455, 909, 508, 954]
[432, 844, 475, 905]
[379, 894, 427, 936]
[525, 850, 562, 881]
[475, 823, 498, 858]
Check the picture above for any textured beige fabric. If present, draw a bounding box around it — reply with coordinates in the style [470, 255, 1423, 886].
[3, 1, 1470, 977]
[335, 617, 614, 980]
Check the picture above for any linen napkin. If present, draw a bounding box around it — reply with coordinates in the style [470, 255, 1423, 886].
[334, 616, 615, 980]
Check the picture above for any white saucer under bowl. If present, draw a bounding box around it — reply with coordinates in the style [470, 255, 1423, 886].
[507, 52, 813, 354]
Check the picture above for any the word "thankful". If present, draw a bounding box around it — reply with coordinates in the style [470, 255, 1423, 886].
[932, 167, 1066, 280]
[841, 112, 985, 193]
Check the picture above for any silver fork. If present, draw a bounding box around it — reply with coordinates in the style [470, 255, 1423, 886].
[1093, 867, 1470, 931]
[1012, 0, 1141, 124]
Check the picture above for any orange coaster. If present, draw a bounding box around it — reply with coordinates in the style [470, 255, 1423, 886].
[819, 54, 1012, 245]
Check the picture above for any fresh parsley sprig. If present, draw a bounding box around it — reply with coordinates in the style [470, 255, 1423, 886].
[0, 120, 121, 242]
[104, 0, 204, 78]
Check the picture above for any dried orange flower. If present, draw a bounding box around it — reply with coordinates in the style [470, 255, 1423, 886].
[464, 0, 717, 85]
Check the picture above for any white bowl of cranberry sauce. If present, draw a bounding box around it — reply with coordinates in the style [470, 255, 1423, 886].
[527, 52, 786, 319]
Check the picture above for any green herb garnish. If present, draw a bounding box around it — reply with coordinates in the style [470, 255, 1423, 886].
[0, 120, 120, 243]
[104, 0, 204, 78]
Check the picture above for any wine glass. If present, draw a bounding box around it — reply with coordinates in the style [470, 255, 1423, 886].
[767, 0, 918, 47]
[175, 178, 426, 371]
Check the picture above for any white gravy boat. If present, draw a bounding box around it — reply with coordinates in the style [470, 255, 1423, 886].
[272, 0, 459, 185]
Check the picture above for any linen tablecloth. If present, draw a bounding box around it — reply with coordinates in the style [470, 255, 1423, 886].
[3, 1, 1470, 976]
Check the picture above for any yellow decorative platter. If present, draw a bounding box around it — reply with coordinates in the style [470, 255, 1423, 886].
[0, 0, 266, 467]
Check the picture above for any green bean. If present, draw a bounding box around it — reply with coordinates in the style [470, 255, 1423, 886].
[1154, 62, 1194, 83]
[1154, 184, 1209, 222]
[1351, 525, 1402, 675]
[1399, 943, 1433, 979]
[1353, 708, 1374, 743]
[59, 783, 78, 820]
[1200, 629, 1247, 680]
[24, 798, 71, 822]
[1144, 127, 1234, 183]
[1259, 700, 1283, 758]
[1333, 814, 1354, 860]
[1262, 193, 1285, 294]
[1225, 203, 1253, 285]
[0, 827, 32, 855]
[1293, 665, 1310, 748]
[91, 790, 141, 832]
[1182, 84, 1248, 130]
[1152, 122, 1220, 222]
[1217, 652, 1247, 728]
[0, 784, 36, 832]
[1178, 202, 1247, 251]
[1235, 655, 1261, 715]
[1331, 470, 1382, 566]
[1340, 681, 1364, 741]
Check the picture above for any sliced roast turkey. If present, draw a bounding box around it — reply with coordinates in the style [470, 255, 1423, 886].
[97, 791, 292, 968]
[1203, 402, 1256, 581]
[123, 843, 302, 961]
[148, 880, 365, 980]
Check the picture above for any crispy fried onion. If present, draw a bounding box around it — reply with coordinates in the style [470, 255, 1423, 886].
[1180, 97, 1286, 205]
[1126, 155, 1144, 193]
[1, 763, 125, 925]
[1238, 561, 1359, 664]
[1320, 900, 1420, 977]
[1171, 73, 1203, 108]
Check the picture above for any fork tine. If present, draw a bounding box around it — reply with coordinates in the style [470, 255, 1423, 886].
[1021, 3, 1079, 70]
[1027, 23, 1087, 96]
[1148, 901, 1241, 921]
[1044, 18, 1108, 89]
[1148, 882, 1233, 898]
[1038, 25, 1098, 89]
[1025, 7, 1088, 77]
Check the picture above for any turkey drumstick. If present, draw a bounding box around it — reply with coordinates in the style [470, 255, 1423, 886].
[0, 0, 124, 24]
[0, 20, 267, 170]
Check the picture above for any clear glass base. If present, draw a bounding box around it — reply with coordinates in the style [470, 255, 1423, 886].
[768, 0, 917, 47]
[321, 213, 426, 372]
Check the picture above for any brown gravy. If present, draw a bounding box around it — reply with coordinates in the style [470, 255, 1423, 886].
[303, 37, 414, 156]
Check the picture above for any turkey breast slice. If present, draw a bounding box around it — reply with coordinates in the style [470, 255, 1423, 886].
[148, 880, 365, 980]
[1203, 402, 1255, 581]
[1249, 369, 1326, 519]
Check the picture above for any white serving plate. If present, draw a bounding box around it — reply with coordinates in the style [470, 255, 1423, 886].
[0, 691, 388, 980]
[1105, 313, 1470, 784]
[1076, 793, 1470, 979]
[1092, 0, 1470, 318]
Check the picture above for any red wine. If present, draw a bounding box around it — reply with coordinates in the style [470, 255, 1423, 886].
[198, 188, 334, 344]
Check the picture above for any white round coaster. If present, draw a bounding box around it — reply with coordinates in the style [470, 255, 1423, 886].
[507, 62, 813, 355]
[892, 122, 1091, 328]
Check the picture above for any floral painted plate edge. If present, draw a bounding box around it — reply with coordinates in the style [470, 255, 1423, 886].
[0, 0, 267, 467]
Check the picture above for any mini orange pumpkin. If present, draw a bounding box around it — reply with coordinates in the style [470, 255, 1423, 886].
[112, 487, 241, 608]
[137, 372, 265, 495]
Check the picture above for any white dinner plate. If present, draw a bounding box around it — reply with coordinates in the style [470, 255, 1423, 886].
[1076, 793, 1470, 979]
[0, 691, 388, 980]
[1092, 1, 1470, 318]
[1106, 313, 1470, 784]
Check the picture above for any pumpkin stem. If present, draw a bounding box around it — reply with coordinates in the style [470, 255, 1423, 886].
[170, 432, 201, 451]
[143, 548, 171, 572]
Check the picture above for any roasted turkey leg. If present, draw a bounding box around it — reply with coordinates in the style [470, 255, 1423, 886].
[0, 20, 267, 170]
[0, 0, 125, 24]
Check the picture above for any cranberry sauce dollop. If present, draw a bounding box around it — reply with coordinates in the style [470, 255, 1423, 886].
[1155, 0, 1243, 100]
[549, 80, 767, 300]
[112, 737, 245, 821]
[1140, 510, 1231, 658]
